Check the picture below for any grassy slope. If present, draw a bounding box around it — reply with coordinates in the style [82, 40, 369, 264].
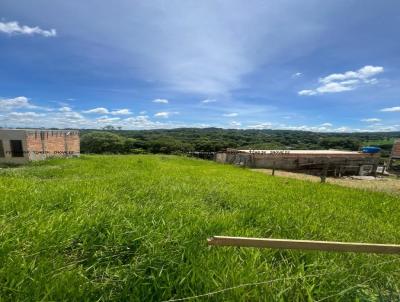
[1, 155, 400, 301]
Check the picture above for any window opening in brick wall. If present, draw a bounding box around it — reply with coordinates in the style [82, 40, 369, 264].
[10, 140, 24, 157]
[0, 140, 5, 157]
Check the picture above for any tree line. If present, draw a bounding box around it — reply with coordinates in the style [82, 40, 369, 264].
[79, 127, 399, 157]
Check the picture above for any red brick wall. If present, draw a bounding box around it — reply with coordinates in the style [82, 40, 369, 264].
[26, 130, 80, 159]
[392, 140, 400, 158]
[65, 131, 80, 154]
[26, 132, 43, 152]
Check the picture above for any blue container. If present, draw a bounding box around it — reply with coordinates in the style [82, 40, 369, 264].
[361, 146, 381, 153]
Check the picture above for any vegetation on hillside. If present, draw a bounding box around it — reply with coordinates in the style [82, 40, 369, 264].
[79, 128, 399, 156]
[1, 155, 399, 301]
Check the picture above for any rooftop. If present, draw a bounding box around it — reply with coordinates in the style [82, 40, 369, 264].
[238, 149, 363, 155]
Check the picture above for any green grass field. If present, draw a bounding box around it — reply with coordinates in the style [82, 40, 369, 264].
[1, 155, 400, 301]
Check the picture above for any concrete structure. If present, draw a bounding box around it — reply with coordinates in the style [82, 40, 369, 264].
[0, 129, 80, 164]
[389, 139, 400, 171]
[215, 149, 380, 176]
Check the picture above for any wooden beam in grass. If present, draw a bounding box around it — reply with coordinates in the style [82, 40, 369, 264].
[207, 236, 400, 254]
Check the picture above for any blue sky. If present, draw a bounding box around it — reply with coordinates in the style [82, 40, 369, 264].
[1, 0, 400, 131]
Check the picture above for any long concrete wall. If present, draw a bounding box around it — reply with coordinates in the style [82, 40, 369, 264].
[389, 139, 400, 171]
[216, 151, 380, 176]
[391, 139, 400, 159]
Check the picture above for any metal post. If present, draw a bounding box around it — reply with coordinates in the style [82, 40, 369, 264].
[372, 158, 379, 178]
[320, 161, 328, 183]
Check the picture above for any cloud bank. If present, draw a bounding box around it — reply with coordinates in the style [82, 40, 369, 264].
[0, 21, 56, 37]
[0, 96, 39, 110]
[152, 99, 169, 104]
[381, 106, 400, 112]
[299, 65, 384, 96]
[83, 107, 132, 115]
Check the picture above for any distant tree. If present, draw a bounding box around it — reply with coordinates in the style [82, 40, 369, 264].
[78, 128, 399, 155]
[81, 132, 128, 154]
[320, 138, 361, 151]
[102, 125, 115, 131]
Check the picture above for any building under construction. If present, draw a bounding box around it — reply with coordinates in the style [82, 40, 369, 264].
[0, 129, 80, 164]
[389, 139, 400, 171]
[215, 149, 380, 176]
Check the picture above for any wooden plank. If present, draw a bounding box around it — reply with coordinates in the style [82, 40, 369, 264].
[207, 236, 400, 254]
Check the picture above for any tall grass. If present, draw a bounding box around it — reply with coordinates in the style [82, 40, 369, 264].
[1, 155, 399, 301]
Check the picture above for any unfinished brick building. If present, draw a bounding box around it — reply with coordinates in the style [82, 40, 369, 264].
[389, 139, 400, 171]
[0, 129, 80, 164]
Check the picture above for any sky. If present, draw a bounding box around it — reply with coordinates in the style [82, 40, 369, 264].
[0, 0, 400, 132]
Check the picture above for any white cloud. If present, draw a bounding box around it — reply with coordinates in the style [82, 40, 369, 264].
[154, 111, 179, 118]
[274, 123, 400, 133]
[83, 107, 109, 114]
[83, 107, 132, 115]
[8, 111, 45, 118]
[335, 126, 352, 132]
[361, 118, 381, 123]
[316, 82, 353, 93]
[1, 106, 399, 132]
[292, 72, 302, 78]
[374, 126, 399, 131]
[298, 90, 317, 96]
[152, 98, 169, 104]
[154, 112, 169, 118]
[223, 112, 238, 117]
[0, 102, 181, 129]
[380, 106, 400, 112]
[109, 109, 132, 115]
[202, 99, 217, 103]
[247, 122, 273, 129]
[0, 21, 56, 37]
[122, 116, 167, 128]
[96, 117, 121, 123]
[0, 96, 38, 110]
[320, 66, 383, 84]
[298, 65, 384, 96]
[229, 121, 242, 127]
[59, 106, 72, 112]
[247, 122, 363, 132]
[62, 111, 85, 120]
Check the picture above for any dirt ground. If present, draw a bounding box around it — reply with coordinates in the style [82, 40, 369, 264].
[252, 169, 400, 195]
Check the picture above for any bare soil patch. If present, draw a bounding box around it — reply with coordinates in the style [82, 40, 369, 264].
[252, 169, 400, 195]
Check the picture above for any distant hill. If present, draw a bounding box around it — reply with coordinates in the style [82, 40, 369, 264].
[79, 127, 400, 157]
